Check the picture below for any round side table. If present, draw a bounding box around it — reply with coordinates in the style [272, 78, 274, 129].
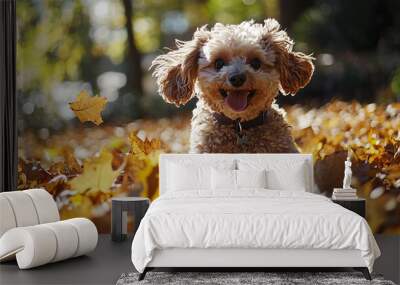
[111, 197, 150, 242]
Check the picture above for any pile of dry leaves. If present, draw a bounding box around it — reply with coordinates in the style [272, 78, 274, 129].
[18, 93, 399, 233]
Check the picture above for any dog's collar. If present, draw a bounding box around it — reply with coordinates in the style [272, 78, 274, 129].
[213, 111, 268, 145]
[212, 110, 268, 131]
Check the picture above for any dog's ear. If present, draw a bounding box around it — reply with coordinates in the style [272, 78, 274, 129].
[261, 19, 314, 95]
[151, 27, 209, 106]
[276, 50, 314, 95]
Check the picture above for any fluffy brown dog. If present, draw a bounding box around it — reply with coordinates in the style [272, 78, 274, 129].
[152, 19, 314, 153]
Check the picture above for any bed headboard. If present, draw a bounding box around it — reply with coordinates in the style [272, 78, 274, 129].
[159, 153, 314, 195]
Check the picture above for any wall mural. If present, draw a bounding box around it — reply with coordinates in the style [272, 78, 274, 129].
[17, 0, 399, 234]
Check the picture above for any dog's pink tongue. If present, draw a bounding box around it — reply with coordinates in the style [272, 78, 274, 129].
[225, 91, 248, 112]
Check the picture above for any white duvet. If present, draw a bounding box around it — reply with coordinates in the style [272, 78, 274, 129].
[131, 189, 380, 273]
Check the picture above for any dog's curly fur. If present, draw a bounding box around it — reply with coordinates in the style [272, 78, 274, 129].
[151, 19, 314, 153]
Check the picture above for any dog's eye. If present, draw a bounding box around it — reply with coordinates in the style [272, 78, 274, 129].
[214, 58, 225, 71]
[250, 58, 261, 70]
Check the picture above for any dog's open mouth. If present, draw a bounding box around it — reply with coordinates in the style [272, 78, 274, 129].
[219, 89, 256, 112]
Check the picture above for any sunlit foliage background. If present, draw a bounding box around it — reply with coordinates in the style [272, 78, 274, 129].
[17, 0, 400, 234]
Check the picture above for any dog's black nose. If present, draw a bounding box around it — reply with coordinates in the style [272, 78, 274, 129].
[229, 73, 246, 87]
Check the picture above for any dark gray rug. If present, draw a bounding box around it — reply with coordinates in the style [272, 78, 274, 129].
[116, 272, 395, 285]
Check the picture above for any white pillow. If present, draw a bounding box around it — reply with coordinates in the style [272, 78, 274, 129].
[211, 169, 267, 190]
[167, 163, 211, 191]
[237, 169, 267, 188]
[266, 167, 307, 191]
[166, 159, 236, 192]
[238, 159, 308, 191]
[211, 168, 236, 190]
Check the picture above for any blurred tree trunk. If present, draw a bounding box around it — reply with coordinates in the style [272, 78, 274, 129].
[122, 0, 143, 96]
[279, 0, 314, 32]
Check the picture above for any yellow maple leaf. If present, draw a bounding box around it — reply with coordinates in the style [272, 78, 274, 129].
[127, 133, 164, 199]
[69, 150, 123, 195]
[129, 132, 162, 162]
[69, 91, 107, 125]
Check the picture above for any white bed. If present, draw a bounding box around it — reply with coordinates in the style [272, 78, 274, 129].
[131, 154, 380, 280]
